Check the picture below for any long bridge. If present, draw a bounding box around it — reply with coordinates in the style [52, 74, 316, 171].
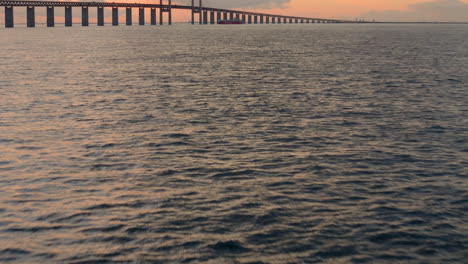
[1, 0, 354, 28]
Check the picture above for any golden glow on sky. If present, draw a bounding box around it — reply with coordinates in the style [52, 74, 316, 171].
[249, 0, 468, 19]
[1, 0, 468, 23]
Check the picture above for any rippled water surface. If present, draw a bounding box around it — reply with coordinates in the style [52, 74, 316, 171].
[0, 24, 467, 263]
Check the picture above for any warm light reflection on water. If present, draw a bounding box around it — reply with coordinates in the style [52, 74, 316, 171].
[0, 24, 467, 263]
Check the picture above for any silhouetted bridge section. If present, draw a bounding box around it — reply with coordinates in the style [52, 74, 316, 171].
[1, 0, 354, 28]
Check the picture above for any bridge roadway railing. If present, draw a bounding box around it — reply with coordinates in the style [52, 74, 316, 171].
[1, 0, 348, 28]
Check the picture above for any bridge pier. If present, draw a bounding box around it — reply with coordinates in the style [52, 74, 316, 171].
[160, 0, 163, 24]
[191, 0, 194, 24]
[47, 6, 54, 27]
[151, 8, 156, 25]
[81, 7, 88, 26]
[97, 7, 104, 26]
[0, 1, 346, 29]
[191, 0, 202, 25]
[126, 8, 132, 25]
[198, 0, 202, 24]
[210, 11, 214, 24]
[5, 6, 13, 28]
[65, 7, 72, 27]
[168, 0, 172, 25]
[112, 7, 118, 26]
[27, 6, 35, 27]
[139, 8, 144, 25]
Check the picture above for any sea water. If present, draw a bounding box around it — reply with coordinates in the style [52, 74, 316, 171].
[0, 24, 467, 263]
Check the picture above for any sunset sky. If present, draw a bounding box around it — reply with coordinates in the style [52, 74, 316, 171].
[208, 0, 468, 21]
[1, 0, 468, 22]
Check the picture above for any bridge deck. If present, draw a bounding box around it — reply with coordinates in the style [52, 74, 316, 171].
[0, 0, 345, 22]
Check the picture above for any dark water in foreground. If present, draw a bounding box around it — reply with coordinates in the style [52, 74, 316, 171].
[0, 24, 467, 263]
